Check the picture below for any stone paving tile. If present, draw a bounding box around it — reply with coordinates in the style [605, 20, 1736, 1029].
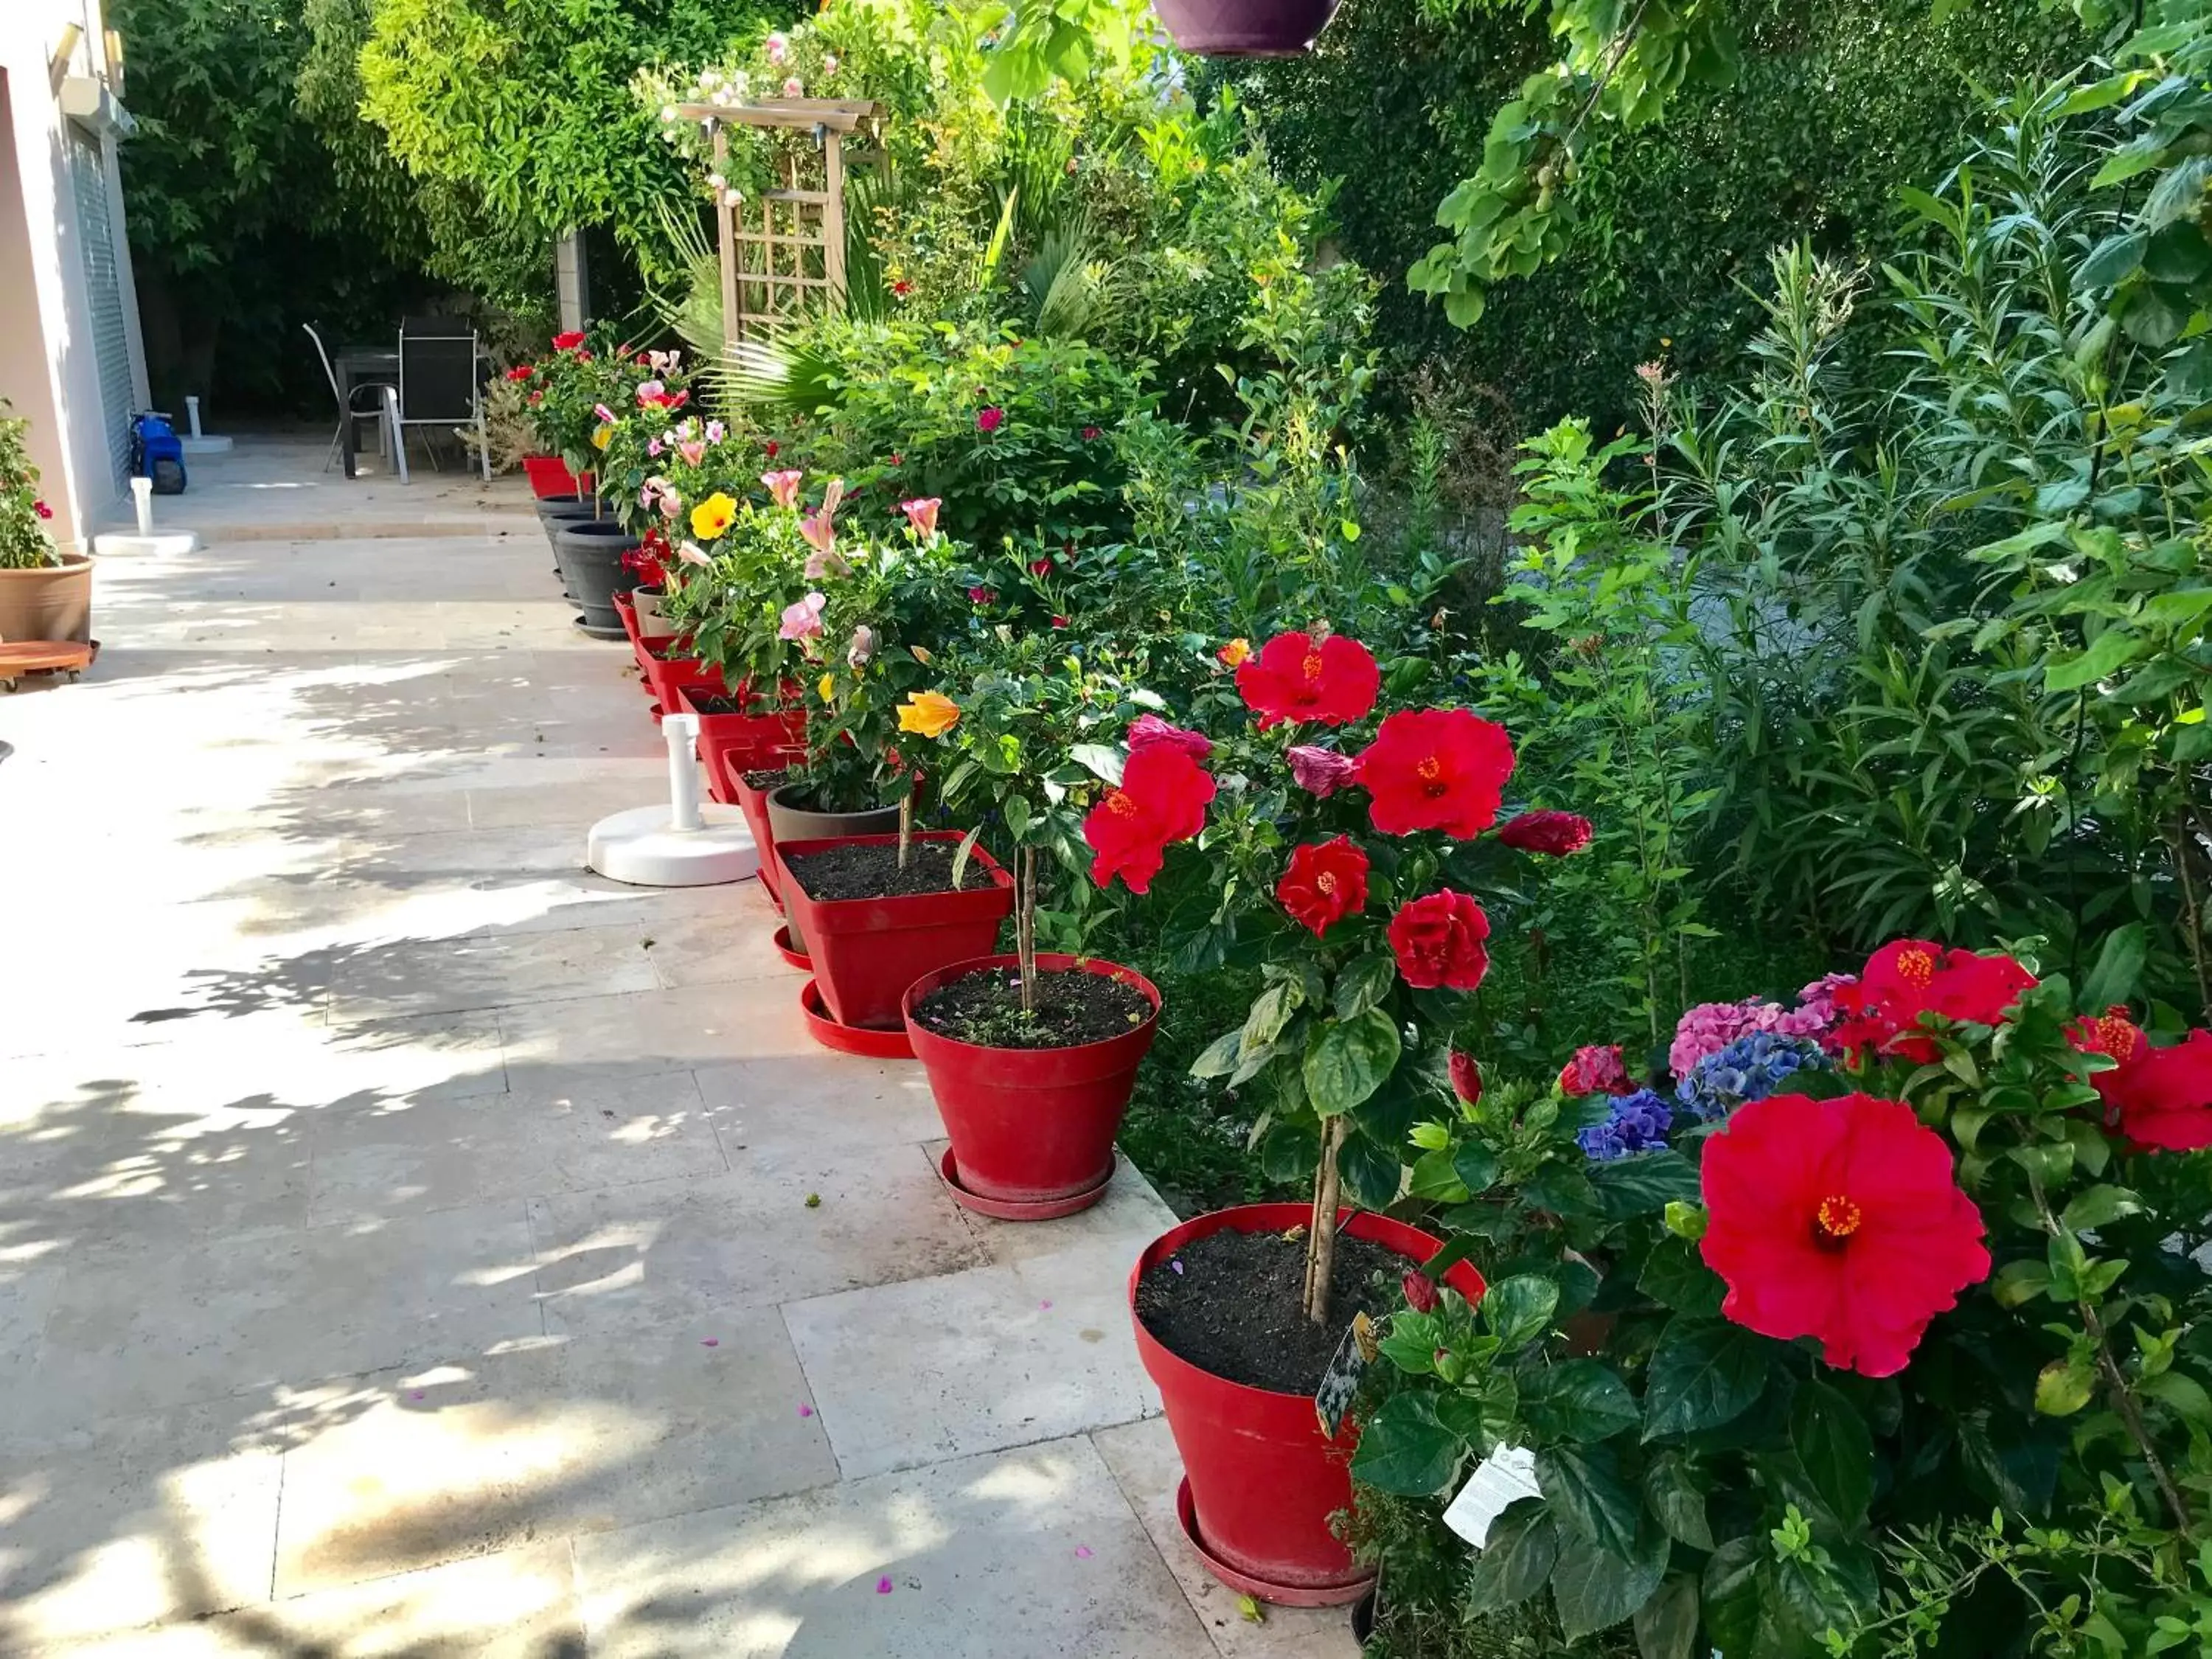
[495, 978, 815, 1071]
[24, 1202, 543, 1430]
[571, 1433, 1216, 1659]
[526, 1146, 983, 1340]
[272, 1314, 835, 1596]
[1091, 1418, 1360, 1659]
[781, 1194, 1158, 1481]
[0, 1399, 284, 1651]
[305, 1065, 723, 1225]
[324, 922, 659, 1022]
[692, 1052, 945, 1152]
[29, 1540, 586, 1658]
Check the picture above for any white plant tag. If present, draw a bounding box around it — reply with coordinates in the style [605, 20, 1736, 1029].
[1441, 1444, 1542, 1549]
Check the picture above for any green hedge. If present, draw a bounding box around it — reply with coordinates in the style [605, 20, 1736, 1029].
[1222, 0, 2090, 428]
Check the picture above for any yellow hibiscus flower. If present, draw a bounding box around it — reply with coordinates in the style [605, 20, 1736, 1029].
[818, 672, 836, 703]
[591, 425, 614, 451]
[1217, 637, 1252, 668]
[896, 690, 961, 739]
[689, 491, 737, 542]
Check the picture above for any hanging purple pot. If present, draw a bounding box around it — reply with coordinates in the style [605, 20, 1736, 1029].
[1150, 0, 1340, 55]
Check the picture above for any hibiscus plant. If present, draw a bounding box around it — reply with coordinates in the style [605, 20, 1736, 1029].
[1347, 938, 2212, 1657]
[659, 462, 816, 706]
[1172, 627, 1592, 1326]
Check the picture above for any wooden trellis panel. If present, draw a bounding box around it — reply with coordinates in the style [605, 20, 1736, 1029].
[679, 100, 882, 349]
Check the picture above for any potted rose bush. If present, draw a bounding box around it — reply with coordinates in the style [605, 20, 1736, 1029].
[0, 408, 87, 647]
[1343, 939, 2212, 1656]
[1119, 627, 1587, 1606]
[894, 636, 1192, 1216]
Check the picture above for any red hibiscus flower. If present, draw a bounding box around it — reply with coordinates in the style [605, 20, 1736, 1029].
[1051, 614, 1071, 629]
[1559, 1044, 1631, 1097]
[891, 279, 914, 298]
[552, 330, 586, 351]
[2073, 1013, 2212, 1152]
[1083, 743, 1216, 894]
[1277, 835, 1370, 938]
[1449, 1051, 1482, 1106]
[1497, 810, 1593, 856]
[1830, 940, 2039, 1062]
[764, 441, 780, 459]
[1700, 1091, 1990, 1377]
[976, 406, 1006, 434]
[1355, 709, 1515, 839]
[1236, 632, 1381, 729]
[504, 365, 533, 382]
[1388, 890, 1490, 990]
[967, 585, 996, 605]
[1082, 425, 1102, 441]
[1030, 557, 1054, 577]
[1127, 714, 1211, 762]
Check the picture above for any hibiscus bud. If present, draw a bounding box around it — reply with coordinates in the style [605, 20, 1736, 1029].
[1664, 1200, 1707, 1241]
[1286, 745, 1355, 798]
[1498, 810, 1594, 857]
[1448, 1051, 1482, 1107]
[1401, 1270, 1439, 1314]
[1433, 1349, 1463, 1385]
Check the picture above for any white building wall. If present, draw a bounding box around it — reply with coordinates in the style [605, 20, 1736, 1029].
[0, 0, 145, 555]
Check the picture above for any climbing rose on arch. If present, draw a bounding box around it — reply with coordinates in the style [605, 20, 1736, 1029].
[1235, 632, 1380, 729]
[1082, 744, 1215, 895]
[1276, 835, 1369, 939]
[1355, 709, 1515, 839]
[1699, 1091, 1991, 1377]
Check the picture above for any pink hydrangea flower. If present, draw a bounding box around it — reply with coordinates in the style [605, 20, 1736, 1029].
[779, 592, 826, 640]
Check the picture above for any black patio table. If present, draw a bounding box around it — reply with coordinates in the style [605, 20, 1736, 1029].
[332, 348, 400, 479]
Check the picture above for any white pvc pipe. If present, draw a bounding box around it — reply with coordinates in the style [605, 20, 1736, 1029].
[185, 396, 204, 439]
[131, 476, 152, 535]
[663, 712, 704, 832]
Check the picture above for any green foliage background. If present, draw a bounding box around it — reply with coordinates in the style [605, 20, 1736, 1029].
[1222, 0, 2091, 426]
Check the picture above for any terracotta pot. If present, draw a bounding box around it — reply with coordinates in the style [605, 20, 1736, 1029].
[521, 456, 590, 498]
[903, 953, 1158, 1210]
[1150, 0, 1340, 55]
[551, 518, 642, 639]
[681, 686, 805, 807]
[0, 553, 91, 645]
[1130, 1203, 1486, 1603]
[777, 832, 1014, 1032]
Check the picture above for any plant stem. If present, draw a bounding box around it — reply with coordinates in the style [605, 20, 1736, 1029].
[897, 794, 911, 872]
[1017, 845, 1037, 1015]
[1303, 1116, 1346, 1326]
[2172, 811, 2212, 1025]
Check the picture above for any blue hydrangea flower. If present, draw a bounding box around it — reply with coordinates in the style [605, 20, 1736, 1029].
[1674, 1032, 1828, 1124]
[1576, 1088, 1674, 1161]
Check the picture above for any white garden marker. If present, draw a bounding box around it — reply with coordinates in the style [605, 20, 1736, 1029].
[91, 476, 198, 556]
[585, 711, 759, 886]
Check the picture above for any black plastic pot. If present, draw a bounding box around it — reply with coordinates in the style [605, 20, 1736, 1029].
[535, 496, 600, 593]
[1150, 0, 1340, 55]
[551, 518, 644, 640]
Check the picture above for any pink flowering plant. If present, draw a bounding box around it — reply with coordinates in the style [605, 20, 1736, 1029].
[0, 408, 60, 570]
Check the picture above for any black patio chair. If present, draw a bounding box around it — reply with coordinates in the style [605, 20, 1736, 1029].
[396, 316, 489, 481]
[304, 322, 394, 473]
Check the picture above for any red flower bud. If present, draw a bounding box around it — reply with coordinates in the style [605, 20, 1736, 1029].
[1449, 1051, 1482, 1106]
[1402, 1270, 1439, 1314]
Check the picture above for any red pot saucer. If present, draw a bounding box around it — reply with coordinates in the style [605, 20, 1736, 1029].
[799, 979, 913, 1058]
[772, 923, 810, 970]
[1174, 1478, 1374, 1609]
[936, 1146, 1110, 1221]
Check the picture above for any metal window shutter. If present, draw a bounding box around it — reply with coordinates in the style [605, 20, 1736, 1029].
[67, 124, 133, 488]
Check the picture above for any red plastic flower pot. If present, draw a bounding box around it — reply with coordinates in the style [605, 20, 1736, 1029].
[1130, 1203, 1485, 1604]
[679, 686, 806, 806]
[732, 768, 792, 908]
[521, 455, 591, 498]
[1150, 0, 1340, 55]
[902, 953, 1158, 1207]
[777, 832, 1014, 1032]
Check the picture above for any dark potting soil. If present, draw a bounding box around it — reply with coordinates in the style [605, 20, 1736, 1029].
[910, 965, 1150, 1050]
[783, 841, 990, 902]
[686, 693, 751, 716]
[742, 766, 793, 790]
[1134, 1226, 1409, 1394]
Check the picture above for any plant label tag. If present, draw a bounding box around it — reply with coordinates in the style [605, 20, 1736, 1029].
[1441, 1444, 1541, 1549]
[1312, 1311, 1377, 1439]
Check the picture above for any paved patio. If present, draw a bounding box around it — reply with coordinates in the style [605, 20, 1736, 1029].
[0, 442, 1354, 1658]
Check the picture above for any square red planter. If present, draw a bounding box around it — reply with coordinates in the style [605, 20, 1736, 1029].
[680, 684, 806, 806]
[776, 831, 1015, 1032]
[522, 456, 591, 498]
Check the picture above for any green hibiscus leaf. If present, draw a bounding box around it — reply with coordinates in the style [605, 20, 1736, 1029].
[1586, 1150, 1701, 1219]
[1335, 1125, 1405, 1210]
[1632, 1574, 1701, 1659]
[1481, 1273, 1561, 1351]
[1536, 1441, 1641, 1559]
[1550, 1514, 1668, 1639]
[1790, 1378, 1874, 1528]
[1349, 1392, 1462, 1496]
[1464, 1498, 1558, 1613]
[1641, 1450, 1714, 1551]
[1304, 1009, 1402, 1116]
[1520, 1358, 1642, 1444]
[1642, 1317, 1769, 1440]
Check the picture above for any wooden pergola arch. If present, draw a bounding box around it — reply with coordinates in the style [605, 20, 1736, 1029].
[675, 98, 886, 348]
